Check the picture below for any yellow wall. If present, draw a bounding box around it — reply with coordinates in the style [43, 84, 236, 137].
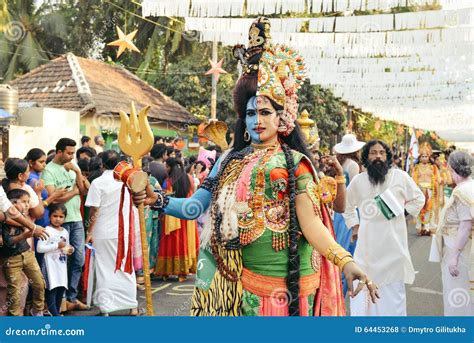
[80, 112, 185, 138]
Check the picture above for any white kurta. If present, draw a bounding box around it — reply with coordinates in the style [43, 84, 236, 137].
[85, 170, 137, 314]
[343, 168, 425, 316]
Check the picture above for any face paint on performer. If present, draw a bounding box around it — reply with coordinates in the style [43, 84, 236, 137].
[420, 154, 429, 164]
[245, 96, 280, 144]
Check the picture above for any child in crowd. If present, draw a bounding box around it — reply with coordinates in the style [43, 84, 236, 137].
[37, 203, 73, 316]
[0, 189, 45, 316]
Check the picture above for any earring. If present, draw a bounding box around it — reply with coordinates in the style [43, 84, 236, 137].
[277, 118, 287, 134]
[244, 128, 251, 142]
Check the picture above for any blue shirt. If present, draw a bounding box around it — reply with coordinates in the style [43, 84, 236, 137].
[27, 171, 49, 227]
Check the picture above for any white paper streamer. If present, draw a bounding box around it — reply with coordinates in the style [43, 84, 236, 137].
[142, 0, 190, 17]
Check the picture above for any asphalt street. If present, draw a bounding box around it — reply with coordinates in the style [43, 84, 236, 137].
[69, 220, 443, 316]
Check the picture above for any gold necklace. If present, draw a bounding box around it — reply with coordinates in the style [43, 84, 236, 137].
[251, 140, 280, 150]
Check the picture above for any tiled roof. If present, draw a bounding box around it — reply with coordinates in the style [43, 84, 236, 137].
[10, 53, 196, 124]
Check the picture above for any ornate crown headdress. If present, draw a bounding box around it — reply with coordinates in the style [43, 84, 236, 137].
[233, 17, 306, 136]
[419, 142, 433, 156]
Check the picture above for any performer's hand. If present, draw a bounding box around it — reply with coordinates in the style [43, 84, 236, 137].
[133, 183, 158, 206]
[343, 261, 379, 303]
[448, 253, 460, 277]
[323, 155, 344, 176]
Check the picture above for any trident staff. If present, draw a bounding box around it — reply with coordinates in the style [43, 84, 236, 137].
[118, 102, 155, 316]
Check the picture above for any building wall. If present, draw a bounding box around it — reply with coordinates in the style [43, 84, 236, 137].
[8, 108, 190, 159]
[80, 112, 185, 145]
[9, 107, 81, 158]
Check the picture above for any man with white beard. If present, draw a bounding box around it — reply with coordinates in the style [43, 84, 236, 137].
[344, 139, 425, 316]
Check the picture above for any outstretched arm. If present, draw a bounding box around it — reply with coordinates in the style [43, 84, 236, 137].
[134, 155, 223, 219]
[161, 188, 212, 220]
[296, 181, 379, 303]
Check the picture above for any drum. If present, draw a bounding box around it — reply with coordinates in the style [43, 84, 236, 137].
[113, 161, 148, 192]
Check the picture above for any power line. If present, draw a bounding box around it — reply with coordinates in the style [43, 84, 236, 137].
[130, 0, 186, 25]
[104, 0, 182, 34]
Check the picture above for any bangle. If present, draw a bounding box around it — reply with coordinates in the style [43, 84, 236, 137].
[43, 200, 49, 207]
[324, 243, 354, 270]
[198, 176, 218, 193]
[151, 190, 169, 211]
[335, 175, 346, 184]
[31, 224, 37, 236]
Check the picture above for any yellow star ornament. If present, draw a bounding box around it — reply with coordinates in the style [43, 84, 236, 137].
[107, 26, 141, 58]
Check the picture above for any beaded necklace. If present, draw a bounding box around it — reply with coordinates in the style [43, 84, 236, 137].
[209, 147, 249, 282]
[238, 145, 278, 246]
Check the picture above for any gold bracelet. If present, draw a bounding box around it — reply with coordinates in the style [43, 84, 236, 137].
[324, 243, 354, 270]
[338, 255, 354, 270]
[43, 200, 49, 207]
[335, 175, 346, 184]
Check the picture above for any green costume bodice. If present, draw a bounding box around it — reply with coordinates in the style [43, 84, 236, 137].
[236, 147, 317, 278]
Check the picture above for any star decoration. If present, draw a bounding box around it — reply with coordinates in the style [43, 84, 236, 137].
[107, 26, 141, 58]
[205, 58, 227, 80]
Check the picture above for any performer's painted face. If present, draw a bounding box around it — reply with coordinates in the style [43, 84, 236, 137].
[420, 154, 429, 164]
[245, 96, 279, 144]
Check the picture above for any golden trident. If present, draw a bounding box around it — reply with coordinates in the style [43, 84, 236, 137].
[118, 101, 155, 316]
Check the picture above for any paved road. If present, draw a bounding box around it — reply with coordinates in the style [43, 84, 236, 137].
[405, 221, 443, 316]
[70, 220, 443, 316]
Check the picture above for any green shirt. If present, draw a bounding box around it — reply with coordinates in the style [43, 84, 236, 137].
[41, 161, 82, 223]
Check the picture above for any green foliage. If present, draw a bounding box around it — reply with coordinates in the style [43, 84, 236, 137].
[1, 0, 51, 81]
[298, 80, 346, 149]
[2, 0, 401, 150]
[143, 42, 239, 128]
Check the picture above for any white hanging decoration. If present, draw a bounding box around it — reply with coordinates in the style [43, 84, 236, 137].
[243, 0, 306, 15]
[142, 0, 190, 17]
[309, 17, 335, 32]
[190, 0, 244, 17]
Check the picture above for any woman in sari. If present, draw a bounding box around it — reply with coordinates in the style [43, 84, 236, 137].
[155, 158, 199, 282]
[431, 150, 473, 316]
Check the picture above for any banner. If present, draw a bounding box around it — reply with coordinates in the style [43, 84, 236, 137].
[0, 317, 471, 343]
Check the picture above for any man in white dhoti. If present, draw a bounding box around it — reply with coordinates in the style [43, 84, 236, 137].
[85, 150, 138, 316]
[344, 139, 425, 316]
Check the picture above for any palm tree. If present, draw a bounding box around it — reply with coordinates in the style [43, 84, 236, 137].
[0, 0, 65, 82]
